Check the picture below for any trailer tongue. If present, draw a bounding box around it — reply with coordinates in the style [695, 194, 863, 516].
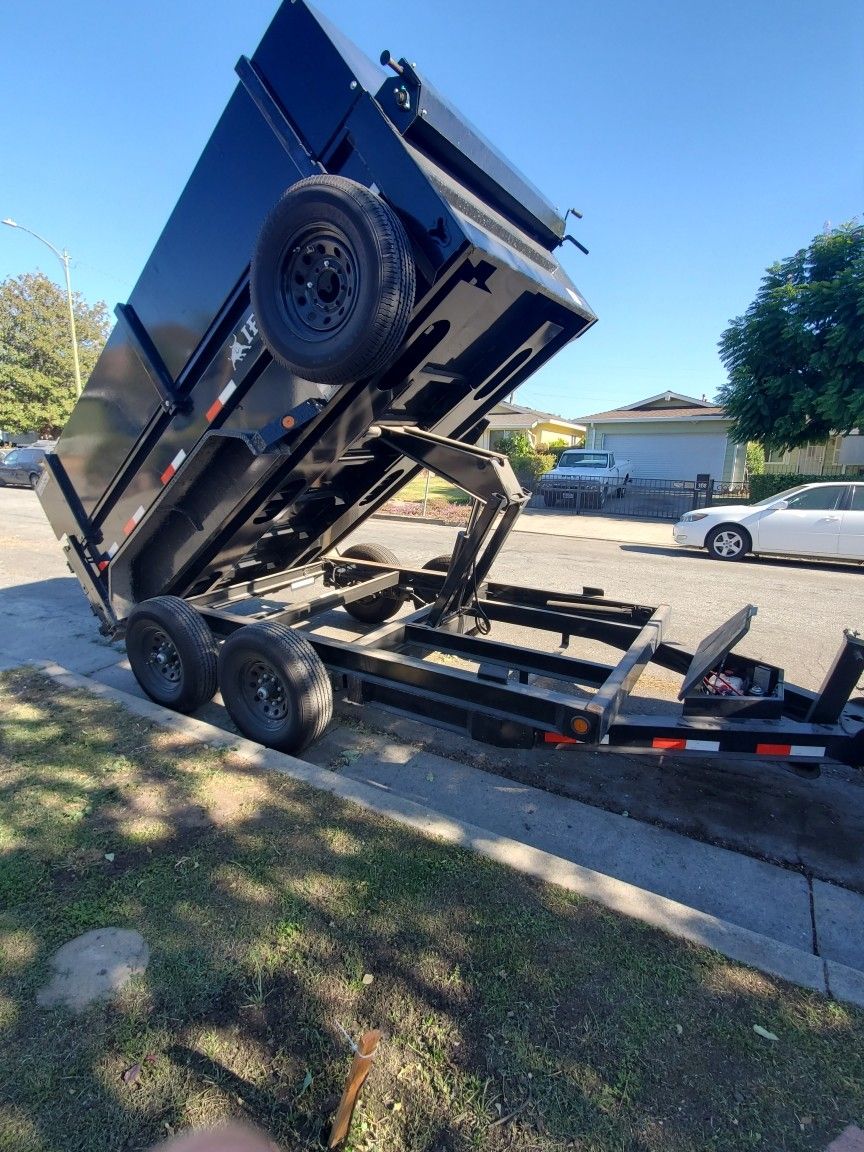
[38, 1, 863, 773]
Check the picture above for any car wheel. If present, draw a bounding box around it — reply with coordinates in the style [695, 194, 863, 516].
[706, 524, 751, 561]
[29, 472, 40, 489]
[250, 175, 415, 386]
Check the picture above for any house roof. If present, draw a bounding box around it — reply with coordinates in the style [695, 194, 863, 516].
[487, 401, 585, 432]
[617, 390, 715, 411]
[572, 392, 728, 425]
[575, 405, 728, 423]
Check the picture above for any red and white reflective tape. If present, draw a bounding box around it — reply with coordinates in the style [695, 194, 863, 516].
[160, 448, 187, 485]
[652, 738, 720, 752]
[755, 743, 825, 758]
[651, 736, 825, 758]
[205, 379, 237, 423]
[98, 541, 120, 573]
[123, 505, 146, 537]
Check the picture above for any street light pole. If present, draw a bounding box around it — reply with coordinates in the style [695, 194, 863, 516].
[3, 218, 83, 397]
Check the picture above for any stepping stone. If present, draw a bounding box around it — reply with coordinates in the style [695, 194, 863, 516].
[37, 928, 149, 1012]
[827, 1128, 864, 1151]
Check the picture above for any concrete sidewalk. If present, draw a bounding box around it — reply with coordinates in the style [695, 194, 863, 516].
[33, 653, 864, 1009]
[514, 507, 675, 546]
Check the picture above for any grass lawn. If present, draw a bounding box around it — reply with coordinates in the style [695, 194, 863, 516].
[1, 667, 863, 1151]
[392, 473, 472, 506]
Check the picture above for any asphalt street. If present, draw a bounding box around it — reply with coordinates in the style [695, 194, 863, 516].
[351, 513, 864, 694]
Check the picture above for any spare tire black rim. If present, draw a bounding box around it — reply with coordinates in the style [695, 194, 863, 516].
[280, 227, 357, 341]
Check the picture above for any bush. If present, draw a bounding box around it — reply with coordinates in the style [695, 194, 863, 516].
[545, 440, 574, 463]
[512, 452, 554, 490]
[745, 441, 765, 477]
[748, 473, 837, 502]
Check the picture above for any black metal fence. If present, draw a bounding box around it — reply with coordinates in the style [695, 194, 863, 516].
[529, 477, 750, 521]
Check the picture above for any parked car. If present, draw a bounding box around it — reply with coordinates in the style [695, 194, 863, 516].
[537, 449, 631, 508]
[673, 481, 864, 562]
[0, 442, 56, 489]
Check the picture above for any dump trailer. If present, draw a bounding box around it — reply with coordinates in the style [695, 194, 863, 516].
[39, 1, 863, 774]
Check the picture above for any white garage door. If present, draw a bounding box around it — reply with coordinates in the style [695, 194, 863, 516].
[603, 433, 727, 482]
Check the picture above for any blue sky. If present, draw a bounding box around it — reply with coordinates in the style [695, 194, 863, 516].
[1, 0, 861, 420]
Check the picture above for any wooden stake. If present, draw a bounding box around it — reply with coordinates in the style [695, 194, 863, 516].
[327, 1029, 382, 1149]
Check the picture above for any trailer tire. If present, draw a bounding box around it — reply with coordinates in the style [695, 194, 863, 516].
[218, 622, 332, 753]
[423, 555, 451, 572]
[706, 524, 751, 561]
[250, 175, 415, 386]
[125, 596, 218, 713]
[341, 543, 403, 624]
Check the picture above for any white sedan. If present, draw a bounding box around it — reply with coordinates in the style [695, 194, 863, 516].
[673, 481, 864, 562]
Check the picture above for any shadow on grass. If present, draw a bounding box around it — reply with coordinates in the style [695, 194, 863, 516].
[1, 667, 864, 1152]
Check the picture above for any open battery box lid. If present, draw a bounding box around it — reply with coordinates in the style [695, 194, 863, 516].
[678, 604, 759, 701]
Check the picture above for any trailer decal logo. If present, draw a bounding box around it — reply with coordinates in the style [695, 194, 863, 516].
[229, 313, 259, 369]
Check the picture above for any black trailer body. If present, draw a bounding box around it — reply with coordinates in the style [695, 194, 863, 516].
[38, 2, 863, 773]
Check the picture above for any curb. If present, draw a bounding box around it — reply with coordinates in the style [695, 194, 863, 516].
[33, 660, 864, 1008]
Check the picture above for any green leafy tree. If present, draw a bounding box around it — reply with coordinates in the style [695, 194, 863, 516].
[718, 222, 864, 451]
[0, 271, 111, 437]
[745, 441, 765, 476]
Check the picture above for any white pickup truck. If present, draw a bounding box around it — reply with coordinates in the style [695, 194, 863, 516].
[537, 449, 631, 508]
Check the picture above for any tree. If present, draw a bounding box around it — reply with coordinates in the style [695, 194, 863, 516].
[0, 271, 111, 437]
[718, 223, 864, 451]
[745, 441, 765, 477]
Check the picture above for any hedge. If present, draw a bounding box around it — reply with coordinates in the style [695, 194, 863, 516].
[748, 473, 843, 502]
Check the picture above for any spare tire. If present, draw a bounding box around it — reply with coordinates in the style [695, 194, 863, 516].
[250, 175, 415, 386]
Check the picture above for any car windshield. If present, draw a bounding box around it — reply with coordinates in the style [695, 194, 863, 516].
[753, 485, 819, 507]
[558, 452, 607, 469]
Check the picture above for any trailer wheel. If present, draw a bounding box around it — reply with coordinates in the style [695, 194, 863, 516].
[415, 554, 452, 604]
[340, 543, 403, 623]
[423, 555, 451, 572]
[250, 175, 415, 386]
[706, 524, 751, 561]
[125, 596, 218, 713]
[218, 622, 332, 753]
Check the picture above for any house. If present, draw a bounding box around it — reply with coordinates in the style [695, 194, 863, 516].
[572, 392, 746, 483]
[480, 402, 584, 451]
[763, 433, 863, 476]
